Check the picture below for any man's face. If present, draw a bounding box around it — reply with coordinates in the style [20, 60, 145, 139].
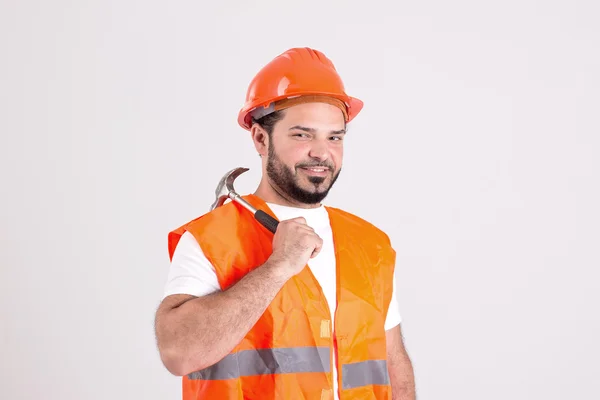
[265, 102, 346, 205]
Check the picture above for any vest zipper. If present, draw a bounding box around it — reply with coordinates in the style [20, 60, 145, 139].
[333, 330, 340, 399]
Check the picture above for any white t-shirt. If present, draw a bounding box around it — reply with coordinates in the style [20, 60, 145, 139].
[163, 202, 402, 397]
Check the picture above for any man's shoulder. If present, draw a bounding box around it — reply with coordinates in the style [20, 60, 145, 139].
[325, 205, 392, 245]
[168, 202, 246, 246]
[168, 202, 251, 256]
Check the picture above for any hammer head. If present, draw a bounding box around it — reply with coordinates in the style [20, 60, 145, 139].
[209, 167, 249, 211]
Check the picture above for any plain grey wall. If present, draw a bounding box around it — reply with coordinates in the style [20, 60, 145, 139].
[1, 0, 599, 399]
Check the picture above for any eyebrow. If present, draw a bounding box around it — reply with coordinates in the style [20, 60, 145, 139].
[289, 125, 346, 135]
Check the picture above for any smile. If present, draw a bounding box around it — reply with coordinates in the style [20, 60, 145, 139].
[299, 167, 330, 176]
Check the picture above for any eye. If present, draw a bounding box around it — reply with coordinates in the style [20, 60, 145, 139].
[329, 136, 343, 141]
[292, 132, 310, 138]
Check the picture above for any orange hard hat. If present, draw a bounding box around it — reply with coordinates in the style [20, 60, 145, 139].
[237, 47, 364, 130]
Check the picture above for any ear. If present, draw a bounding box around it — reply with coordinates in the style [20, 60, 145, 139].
[250, 124, 269, 157]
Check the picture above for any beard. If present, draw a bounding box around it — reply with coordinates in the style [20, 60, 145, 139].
[266, 141, 341, 205]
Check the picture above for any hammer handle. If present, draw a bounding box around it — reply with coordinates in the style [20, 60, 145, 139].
[255, 209, 279, 234]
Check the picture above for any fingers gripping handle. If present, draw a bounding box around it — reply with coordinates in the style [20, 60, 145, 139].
[255, 210, 279, 233]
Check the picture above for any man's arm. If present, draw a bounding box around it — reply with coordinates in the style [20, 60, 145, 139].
[386, 324, 416, 400]
[154, 259, 289, 376]
[154, 216, 323, 377]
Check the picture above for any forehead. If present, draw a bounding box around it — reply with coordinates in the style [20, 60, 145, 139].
[276, 102, 346, 131]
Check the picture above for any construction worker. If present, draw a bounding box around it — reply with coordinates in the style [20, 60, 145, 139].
[155, 47, 416, 399]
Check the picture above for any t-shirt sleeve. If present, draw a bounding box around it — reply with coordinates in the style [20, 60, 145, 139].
[384, 272, 403, 330]
[163, 231, 222, 299]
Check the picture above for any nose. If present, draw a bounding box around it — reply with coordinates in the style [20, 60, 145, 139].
[308, 139, 330, 161]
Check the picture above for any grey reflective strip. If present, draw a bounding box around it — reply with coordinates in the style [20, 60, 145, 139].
[342, 359, 390, 389]
[188, 346, 330, 380]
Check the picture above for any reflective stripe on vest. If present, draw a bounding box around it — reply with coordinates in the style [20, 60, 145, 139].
[188, 346, 330, 380]
[342, 359, 390, 389]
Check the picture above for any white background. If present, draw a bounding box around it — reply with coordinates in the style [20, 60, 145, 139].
[1, 1, 599, 399]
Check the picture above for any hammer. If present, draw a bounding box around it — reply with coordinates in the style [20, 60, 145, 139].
[210, 167, 279, 234]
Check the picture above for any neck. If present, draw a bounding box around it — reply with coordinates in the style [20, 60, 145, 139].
[253, 174, 322, 209]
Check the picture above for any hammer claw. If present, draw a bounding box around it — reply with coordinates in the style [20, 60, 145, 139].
[210, 167, 279, 234]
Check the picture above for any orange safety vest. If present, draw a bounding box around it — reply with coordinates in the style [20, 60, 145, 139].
[167, 194, 396, 399]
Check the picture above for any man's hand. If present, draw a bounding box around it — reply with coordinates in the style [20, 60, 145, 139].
[386, 324, 416, 400]
[269, 216, 323, 276]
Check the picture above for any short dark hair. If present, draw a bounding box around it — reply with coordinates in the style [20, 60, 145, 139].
[251, 110, 285, 136]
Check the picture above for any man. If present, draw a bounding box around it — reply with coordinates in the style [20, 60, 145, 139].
[155, 47, 416, 399]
